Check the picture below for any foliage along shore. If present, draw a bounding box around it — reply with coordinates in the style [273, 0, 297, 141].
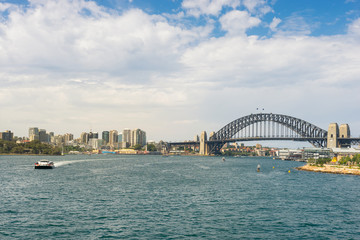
[0, 140, 62, 155]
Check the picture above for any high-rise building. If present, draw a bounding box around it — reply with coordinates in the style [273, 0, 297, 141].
[29, 127, 39, 141]
[80, 132, 89, 144]
[89, 132, 98, 139]
[122, 129, 131, 145]
[39, 129, 50, 143]
[109, 130, 118, 147]
[118, 133, 122, 143]
[131, 129, 146, 147]
[0, 130, 13, 141]
[64, 133, 74, 144]
[102, 131, 109, 144]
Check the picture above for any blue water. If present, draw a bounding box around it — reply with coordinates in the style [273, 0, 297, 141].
[1, 155, 360, 239]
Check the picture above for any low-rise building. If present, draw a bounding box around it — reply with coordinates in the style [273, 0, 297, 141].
[302, 148, 333, 161]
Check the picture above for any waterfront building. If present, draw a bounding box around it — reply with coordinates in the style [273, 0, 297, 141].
[276, 149, 303, 161]
[131, 129, 146, 147]
[122, 129, 131, 146]
[118, 133, 122, 143]
[0, 130, 13, 141]
[102, 131, 109, 145]
[109, 130, 118, 147]
[29, 127, 39, 141]
[302, 148, 333, 161]
[332, 148, 360, 160]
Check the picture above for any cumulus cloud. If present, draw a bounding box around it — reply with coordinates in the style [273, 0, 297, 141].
[0, 0, 359, 141]
[348, 18, 360, 36]
[220, 10, 261, 35]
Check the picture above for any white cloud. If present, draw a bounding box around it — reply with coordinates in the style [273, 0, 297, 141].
[269, 17, 281, 31]
[220, 10, 261, 35]
[242, 0, 268, 14]
[182, 0, 240, 17]
[0, 0, 359, 141]
[275, 14, 312, 36]
[348, 18, 360, 36]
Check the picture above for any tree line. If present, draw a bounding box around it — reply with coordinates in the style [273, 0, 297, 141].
[0, 140, 62, 155]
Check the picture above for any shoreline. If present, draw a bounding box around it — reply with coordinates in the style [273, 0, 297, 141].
[296, 164, 360, 176]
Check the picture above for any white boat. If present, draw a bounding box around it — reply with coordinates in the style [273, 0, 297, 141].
[35, 159, 55, 169]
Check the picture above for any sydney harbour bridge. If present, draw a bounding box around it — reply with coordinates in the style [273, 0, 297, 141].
[168, 113, 360, 155]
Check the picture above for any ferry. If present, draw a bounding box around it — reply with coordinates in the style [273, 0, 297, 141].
[34, 159, 55, 169]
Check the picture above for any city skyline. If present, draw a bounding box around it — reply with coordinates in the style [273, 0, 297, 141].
[0, 0, 359, 144]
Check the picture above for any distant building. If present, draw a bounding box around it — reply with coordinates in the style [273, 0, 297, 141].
[80, 132, 89, 144]
[102, 131, 109, 145]
[122, 129, 131, 146]
[194, 135, 199, 142]
[303, 148, 333, 160]
[131, 128, 146, 147]
[277, 149, 303, 161]
[0, 130, 13, 141]
[64, 133, 74, 144]
[332, 148, 360, 160]
[109, 130, 118, 147]
[29, 127, 39, 141]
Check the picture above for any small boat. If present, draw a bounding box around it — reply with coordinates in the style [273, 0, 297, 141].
[257, 164, 261, 172]
[35, 159, 55, 169]
[222, 157, 226, 162]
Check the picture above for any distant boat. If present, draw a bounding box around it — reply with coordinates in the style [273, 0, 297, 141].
[257, 164, 261, 172]
[222, 157, 226, 162]
[35, 159, 55, 169]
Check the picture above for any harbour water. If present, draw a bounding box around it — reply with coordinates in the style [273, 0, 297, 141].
[1, 154, 360, 239]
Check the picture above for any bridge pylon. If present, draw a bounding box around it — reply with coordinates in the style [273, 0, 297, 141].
[199, 131, 208, 155]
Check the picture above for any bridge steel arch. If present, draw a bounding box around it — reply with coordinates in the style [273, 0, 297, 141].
[208, 113, 328, 154]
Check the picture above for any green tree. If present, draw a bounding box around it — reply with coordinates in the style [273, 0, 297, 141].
[133, 144, 143, 150]
[147, 144, 157, 152]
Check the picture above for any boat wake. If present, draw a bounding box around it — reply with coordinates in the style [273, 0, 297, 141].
[53, 158, 120, 167]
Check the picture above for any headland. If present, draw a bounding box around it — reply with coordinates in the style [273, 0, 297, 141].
[296, 164, 360, 176]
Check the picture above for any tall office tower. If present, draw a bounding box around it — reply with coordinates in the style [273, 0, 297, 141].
[92, 132, 99, 139]
[118, 133, 123, 143]
[102, 131, 110, 144]
[122, 129, 131, 145]
[140, 130, 146, 146]
[109, 130, 118, 147]
[29, 127, 39, 141]
[80, 132, 89, 144]
[131, 129, 146, 147]
[131, 129, 140, 147]
[39, 129, 49, 143]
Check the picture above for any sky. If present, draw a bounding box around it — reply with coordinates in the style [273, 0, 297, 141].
[0, 0, 359, 147]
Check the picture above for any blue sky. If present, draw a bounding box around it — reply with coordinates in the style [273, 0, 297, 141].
[0, 0, 359, 147]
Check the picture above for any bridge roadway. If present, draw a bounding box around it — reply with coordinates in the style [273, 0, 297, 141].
[168, 137, 360, 146]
